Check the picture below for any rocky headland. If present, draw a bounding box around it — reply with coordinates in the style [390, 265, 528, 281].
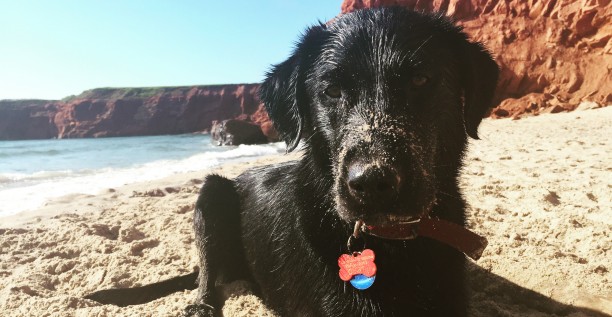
[0, 85, 273, 141]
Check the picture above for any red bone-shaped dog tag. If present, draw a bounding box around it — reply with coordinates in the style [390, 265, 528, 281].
[338, 249, 377, 281]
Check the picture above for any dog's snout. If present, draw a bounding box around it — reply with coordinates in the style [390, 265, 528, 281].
[347, 162, 400, 203]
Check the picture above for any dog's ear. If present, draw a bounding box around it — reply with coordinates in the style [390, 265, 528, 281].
[260, 25, 327, 152]
[460, 41, 499, 139]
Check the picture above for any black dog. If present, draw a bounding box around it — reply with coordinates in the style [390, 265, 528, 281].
[185, 7, 498, 317]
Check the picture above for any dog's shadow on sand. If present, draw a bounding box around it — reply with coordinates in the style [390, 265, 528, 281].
[85, 261, 610, 316]
[465, 262, 610, 317]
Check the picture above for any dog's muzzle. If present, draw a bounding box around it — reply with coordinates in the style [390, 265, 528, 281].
[346, 160, 401, 211]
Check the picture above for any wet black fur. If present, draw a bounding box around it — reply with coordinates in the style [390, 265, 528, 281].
[187, 7, 498, 317]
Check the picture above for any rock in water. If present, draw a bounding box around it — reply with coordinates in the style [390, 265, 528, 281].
[211, 119, 268, 146]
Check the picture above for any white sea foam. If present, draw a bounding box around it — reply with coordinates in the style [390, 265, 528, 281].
[0, 142, 286, 218]
[0, 170, 82, 185]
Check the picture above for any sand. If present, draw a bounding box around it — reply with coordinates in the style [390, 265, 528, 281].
[0, 107, 610, 317]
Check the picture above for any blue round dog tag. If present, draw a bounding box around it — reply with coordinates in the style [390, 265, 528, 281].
[349, 274, 376, 290]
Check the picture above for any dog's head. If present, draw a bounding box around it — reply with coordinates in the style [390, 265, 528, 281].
[260, 8, 498, 232]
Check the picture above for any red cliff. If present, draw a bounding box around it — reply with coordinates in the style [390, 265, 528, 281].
[54, 84, 268, 138]
[0, 84, 275, 140]
[341, 0, 611, 118]
[0, 100, 58, 140]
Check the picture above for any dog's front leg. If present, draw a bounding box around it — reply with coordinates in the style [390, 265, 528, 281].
[184, 174, 250, 317]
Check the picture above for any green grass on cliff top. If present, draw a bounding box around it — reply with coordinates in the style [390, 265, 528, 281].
[0, 83, 257, 102]
[61, 83, 258, 102]
[0, 83, 258, 103]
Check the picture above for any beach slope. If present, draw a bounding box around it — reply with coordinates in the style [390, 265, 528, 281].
[1, 107, 610, 316]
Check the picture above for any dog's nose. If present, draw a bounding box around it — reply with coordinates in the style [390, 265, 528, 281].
[347, 162, 400, 204]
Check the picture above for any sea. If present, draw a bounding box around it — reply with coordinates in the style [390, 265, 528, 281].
[0, 134, 286, 218]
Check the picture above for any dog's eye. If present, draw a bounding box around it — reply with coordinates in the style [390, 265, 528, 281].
[411, 75, 428, 87]
[324, 85, 342, 99]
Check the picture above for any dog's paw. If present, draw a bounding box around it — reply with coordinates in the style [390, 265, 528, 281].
[183, 303, 216, 317]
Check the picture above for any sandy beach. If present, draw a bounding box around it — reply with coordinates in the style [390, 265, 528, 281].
[1, 107, 610, 317]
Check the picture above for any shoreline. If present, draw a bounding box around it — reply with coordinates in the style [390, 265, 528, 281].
[0, 138, 287, 218]
[0, 108, 610, 316]
[1, 152, 301, 229]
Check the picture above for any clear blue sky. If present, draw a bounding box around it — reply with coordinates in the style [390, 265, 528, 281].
[0, 1, 341, 100]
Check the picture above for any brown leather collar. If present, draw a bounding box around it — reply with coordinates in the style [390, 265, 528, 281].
[361, 217, 488, 261]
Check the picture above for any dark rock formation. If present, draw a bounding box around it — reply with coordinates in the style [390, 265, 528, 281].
[211, 119, 268, 146]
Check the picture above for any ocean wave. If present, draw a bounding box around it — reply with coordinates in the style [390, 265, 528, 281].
[0, 149, 62, 158]
[130, 142, 287, 177]
[0, 142, 287, 217]
[0, 170, 79, 185]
